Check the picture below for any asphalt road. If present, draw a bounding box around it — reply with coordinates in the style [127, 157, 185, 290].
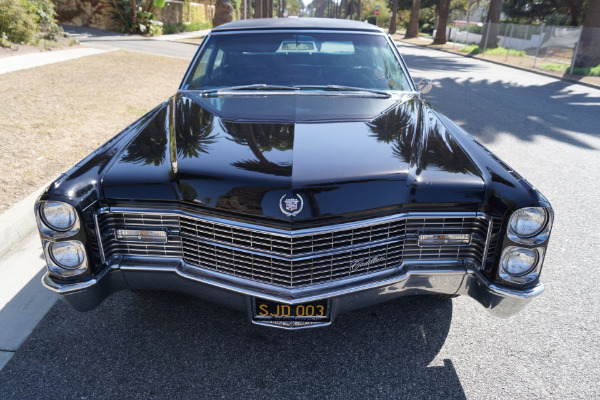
[1, 42, 599, 399]
[62, 26, 200, 60]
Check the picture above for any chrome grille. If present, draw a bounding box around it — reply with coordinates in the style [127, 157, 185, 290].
[97, 211, 490, 288]
[97, 213, 182, 260]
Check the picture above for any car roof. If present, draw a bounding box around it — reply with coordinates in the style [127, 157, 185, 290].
[212, 18, 385, 33]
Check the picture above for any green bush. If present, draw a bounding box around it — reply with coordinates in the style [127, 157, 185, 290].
[0, 0, 38, 43]
[28, 0, 62, 40]
[0, 0, 61, 43]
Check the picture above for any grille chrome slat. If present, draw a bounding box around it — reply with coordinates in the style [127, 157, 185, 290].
[97, 211, 491, 288]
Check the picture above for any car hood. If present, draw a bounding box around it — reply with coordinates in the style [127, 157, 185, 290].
[102, 92, 486, 224]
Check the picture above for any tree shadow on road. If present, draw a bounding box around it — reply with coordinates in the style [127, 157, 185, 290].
[0, 291, 465, 399]
[423, 77, 599, 150]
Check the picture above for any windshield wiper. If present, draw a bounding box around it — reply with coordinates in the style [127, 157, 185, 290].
[295, 85, 392, 98]
[202, 84, 299, 96]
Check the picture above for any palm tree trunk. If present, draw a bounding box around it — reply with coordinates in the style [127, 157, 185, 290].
[131, 0, 137, 29]
[255, 0, 262, 18]
[574, 0, 600, 68]
[404, 0, 421, 39]
[389, 0, 398, 34]
[479, 0, 503, 49]
[432, 0, 450, 44]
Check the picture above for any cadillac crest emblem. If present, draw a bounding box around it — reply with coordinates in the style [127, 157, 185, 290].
[279, 194, 304, 217]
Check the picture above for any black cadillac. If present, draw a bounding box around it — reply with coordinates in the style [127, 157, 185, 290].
[35, 18, 553, 329]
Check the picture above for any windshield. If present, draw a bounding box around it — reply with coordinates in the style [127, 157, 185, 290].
[182, 32, 410, 92]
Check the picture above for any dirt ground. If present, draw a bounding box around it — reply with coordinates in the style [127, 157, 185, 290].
[0, 50, 189, 213]
[393, 35, 600, 88]
[0, 34, 79, 58]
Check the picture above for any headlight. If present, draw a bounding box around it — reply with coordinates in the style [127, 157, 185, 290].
[45, 240, 88, 278]
[509, 208, 546, 237]
[499, 246, 543, 284]
[49, 241, 85, 269]
[508, 207, 552, 245]
[40, 201, 77, 231]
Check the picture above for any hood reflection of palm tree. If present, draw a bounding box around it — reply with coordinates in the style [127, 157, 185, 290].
[121, 109, 169, 166]
[121, 101, 219, 166]
[223, 122, 293, 176]
[176, 99, 218, 159]
[368, 99, 477, 176]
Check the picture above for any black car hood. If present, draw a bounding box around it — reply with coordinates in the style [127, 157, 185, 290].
[102, 92, 485, 224]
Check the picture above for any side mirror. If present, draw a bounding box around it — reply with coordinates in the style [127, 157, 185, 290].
[416, 78, 433, 94]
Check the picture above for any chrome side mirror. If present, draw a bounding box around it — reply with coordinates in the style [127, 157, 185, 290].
[416, 78, 433, 94]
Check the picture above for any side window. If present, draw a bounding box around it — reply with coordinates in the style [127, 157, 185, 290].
[382, 47, 405, 90]
[190, 43, 215, 83]
[213, 49, 225, 70]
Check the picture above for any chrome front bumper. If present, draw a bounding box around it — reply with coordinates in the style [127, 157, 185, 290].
[42, 259, 544, 328]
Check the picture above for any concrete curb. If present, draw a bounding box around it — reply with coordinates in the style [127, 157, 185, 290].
[397, 40, 600, 91]
[0, 184, 49, 258]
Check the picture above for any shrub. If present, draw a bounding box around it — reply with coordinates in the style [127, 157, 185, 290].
[28, 0, 62, 40]
[0, 0, 38, 43]
[0, 0, 61, 43]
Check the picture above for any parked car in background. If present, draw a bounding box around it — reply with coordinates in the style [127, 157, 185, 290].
[35, 18, 553, 329]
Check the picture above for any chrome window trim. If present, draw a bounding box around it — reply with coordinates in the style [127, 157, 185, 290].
[94, 207, 493, 270]
[209, 29, 386, 36]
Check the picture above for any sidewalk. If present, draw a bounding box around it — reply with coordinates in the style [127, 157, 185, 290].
[0, 47, 113, 74]
[0, 185, 55, 371]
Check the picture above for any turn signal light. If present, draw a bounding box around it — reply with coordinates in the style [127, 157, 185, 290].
[418, 233, 471, 246]
[115, 229, 167, 243]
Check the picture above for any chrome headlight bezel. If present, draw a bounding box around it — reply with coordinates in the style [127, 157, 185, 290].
[499, 246, 545, 284]
[507, 207, 553, 246]
[43, 240, 88, 278]
[35, 201, 80, 238]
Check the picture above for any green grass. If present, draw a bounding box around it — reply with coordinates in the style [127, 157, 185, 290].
[538, 63, 600, 76]
[572, 64, 600, 77]
[459, 45, 526, 57]
[459, 44, 481, 54]
[539, 63, 569, 73]
[163, 22, 211, 35]
[484, 47, 526, 57]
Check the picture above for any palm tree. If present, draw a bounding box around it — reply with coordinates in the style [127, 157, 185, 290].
[213, 0, 234, 27]
[432, 0, 451, 44]
[389, 0, 399, 34]
[480, 0, 503, 49]
[405, 0, 421, 39]
[574, 0, 600, 68]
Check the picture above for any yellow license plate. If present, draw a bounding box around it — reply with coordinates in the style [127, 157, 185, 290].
[253, 299, 329, 321]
